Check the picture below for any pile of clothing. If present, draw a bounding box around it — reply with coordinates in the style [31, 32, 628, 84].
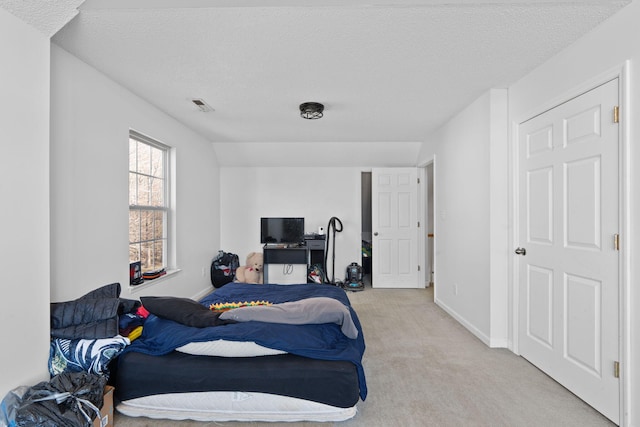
[49, 283, 147, 378]
[2, 283, 151, 426]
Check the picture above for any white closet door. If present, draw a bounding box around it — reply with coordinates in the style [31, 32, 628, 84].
[516, 79, 620, 423]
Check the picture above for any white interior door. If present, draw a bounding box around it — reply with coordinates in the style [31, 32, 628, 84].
[372, 167, 419, 288]
[517, 79, 620, 423]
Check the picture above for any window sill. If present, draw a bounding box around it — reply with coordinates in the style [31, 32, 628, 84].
[128, 268, 181, 294]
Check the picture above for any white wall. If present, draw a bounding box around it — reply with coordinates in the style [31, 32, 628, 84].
[488, 89, 509, 347]
[427, 92, 491, 341]
[0, 8, 51, 398]
[418, 89, 509, 347]
[213, 141, 423, 168]
[508, 2, 640, 423]
[50, 45, 221, 302]
[220, 167, 362, 281]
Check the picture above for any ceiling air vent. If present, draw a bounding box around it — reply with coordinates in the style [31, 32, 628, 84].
[191, 98, 213, 112]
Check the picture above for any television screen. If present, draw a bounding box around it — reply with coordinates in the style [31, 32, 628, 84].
[261, 217, 305, 244]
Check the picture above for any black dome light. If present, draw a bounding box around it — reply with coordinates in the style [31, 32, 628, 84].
[299, 102, 324, 119]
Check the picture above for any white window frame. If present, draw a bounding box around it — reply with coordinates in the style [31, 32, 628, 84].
[129, 130, 175, 278]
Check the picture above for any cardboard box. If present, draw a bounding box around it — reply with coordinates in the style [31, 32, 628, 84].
[93, 385, 114, 427]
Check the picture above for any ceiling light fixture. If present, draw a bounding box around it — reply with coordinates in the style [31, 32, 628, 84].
[299, 102, 324, 119]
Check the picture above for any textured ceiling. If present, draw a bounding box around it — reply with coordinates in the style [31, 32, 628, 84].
[0, 0, 84, 37]
[11, 0, 633, 166]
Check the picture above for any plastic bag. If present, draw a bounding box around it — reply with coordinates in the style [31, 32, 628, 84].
[1, 386, 29, 427]
[0, 372, 106, 427]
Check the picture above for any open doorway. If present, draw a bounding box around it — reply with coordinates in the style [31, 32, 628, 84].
[425, 162, 434, 288]
[363, 168, 424, 289]
[417, 160, 435, 298]
[361, 171, 372, 287]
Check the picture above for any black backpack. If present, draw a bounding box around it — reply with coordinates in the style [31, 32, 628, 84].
[210, 250, 240, 288]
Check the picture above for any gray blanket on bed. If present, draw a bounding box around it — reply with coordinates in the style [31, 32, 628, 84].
[219, 297, 358, 339]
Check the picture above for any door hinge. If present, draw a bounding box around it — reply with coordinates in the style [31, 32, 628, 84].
[418, 221, 420, 228]
[417, 177, 420, 184]
[614, 234, 620, 251]
[418, 265, 421, 272]
[614, 106, 620, 124]
[614, 361, 620, 378]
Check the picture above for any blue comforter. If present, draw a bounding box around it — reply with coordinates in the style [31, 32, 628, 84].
[124, 283, 367, 400]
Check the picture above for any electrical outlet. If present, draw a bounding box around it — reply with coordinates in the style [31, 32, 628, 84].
[201, 267, 206, 277]
[454, 283, 458, 295]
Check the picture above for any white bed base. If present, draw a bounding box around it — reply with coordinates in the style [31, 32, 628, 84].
[117, 391, 357, 422]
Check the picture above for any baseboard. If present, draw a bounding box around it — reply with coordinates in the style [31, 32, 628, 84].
[434, 297, 491, 346]
[489, 337, 509, 348]
[192, 286, 214, 301]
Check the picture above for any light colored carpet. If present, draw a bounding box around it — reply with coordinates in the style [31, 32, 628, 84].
[114, 282, 614, 427]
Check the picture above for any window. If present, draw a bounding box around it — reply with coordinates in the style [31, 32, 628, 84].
[129, 131, 170, 273]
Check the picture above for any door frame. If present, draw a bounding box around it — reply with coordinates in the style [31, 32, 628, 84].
[509, 62, 631, 424]
[419, 156, 436, 292]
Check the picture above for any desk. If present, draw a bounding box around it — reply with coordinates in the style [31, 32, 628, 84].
[263, 246, 307, 284]
[305, 237, 326, 269]
[263, 238, 325, 284]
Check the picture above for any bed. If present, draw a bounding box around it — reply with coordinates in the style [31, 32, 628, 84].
[114, 282, 367, 422]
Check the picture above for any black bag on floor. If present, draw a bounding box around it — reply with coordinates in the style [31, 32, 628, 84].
[1, 372, 106, 427]
[210, 250, 240, 288]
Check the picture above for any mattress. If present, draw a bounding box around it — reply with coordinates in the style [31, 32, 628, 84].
[115, 283, 366, 422]
[115, 351, 360, 408]
[176, 339, 286, 357]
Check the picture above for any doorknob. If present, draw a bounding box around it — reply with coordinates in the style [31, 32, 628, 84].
[515, 247, 527, 256]
[374, 232, 378, 236]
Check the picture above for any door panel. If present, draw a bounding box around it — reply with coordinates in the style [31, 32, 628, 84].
[372, 168, 419, 288]
[565, 274, 601, 375]
[398, 238, 411, 274]
[527, 167, 553, 244]
[527, 125, 553, 156]
[517, 79, 619, 423]
[526, 265, 554, 348]
[565, 156, 601, 249]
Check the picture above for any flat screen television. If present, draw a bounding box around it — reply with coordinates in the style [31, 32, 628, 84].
[260, 217, 305, 245]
